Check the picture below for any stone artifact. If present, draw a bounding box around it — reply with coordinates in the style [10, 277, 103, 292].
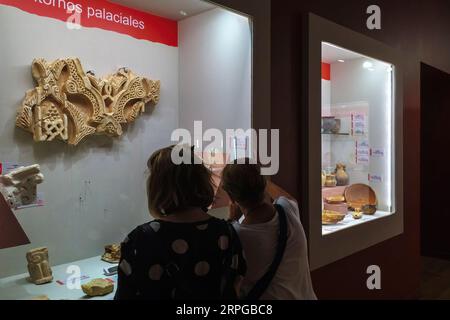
[101, 244, 121, 263]
[16, 58, 161, 146]
[31, 295, 50, 300]
[352, 210, 363, 220]
[26, 247, 53, 285]
[0, 164, 44, 209]
[81, 279, 114, 297]
[335, 163, 349, 186]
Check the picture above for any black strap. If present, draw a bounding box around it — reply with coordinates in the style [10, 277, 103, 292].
[246, 204, 288, 300]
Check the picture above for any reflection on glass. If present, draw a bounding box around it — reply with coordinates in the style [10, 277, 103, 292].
[321, 42, 395, 235]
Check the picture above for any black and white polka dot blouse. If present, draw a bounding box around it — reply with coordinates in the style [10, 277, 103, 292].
[114, 217, 247, 300]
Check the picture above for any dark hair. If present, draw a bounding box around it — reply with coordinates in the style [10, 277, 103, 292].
[221, 158, 267, 207]
[147, 145, 214, 217]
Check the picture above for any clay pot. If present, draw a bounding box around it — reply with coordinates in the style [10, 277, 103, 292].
[344, 184, 377, 208]
[335, 163, 349, 186]
[324, 174, 337, 187]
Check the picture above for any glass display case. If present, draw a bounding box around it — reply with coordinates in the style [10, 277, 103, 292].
[321, 42, 394, 235]
[0, 0, 253, 300]
[306, 14, 404, 270]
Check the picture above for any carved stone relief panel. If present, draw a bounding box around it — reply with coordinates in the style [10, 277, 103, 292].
[16, 58, 161, 146]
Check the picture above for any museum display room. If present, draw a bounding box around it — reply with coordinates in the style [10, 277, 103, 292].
[0, 0, 253, 300]
[306, 14, 404, 270]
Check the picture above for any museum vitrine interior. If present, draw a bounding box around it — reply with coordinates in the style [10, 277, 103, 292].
[307, 14, 403, 270]
[0, 0, 252, 299]
[320, 42, 395, 235]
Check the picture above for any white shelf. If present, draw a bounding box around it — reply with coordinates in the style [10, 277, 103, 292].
[0, 256, 117, 300]
[322, 210, 394, 236]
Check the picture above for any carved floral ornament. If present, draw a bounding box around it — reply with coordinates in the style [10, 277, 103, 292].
[16, 58, 161, 146]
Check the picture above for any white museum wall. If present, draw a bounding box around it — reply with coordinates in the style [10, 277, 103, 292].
[329, 57, 393, 212]
[0, 5, 179, 277]
[321, 77, 331, 168]
[179, 8, 252, 143]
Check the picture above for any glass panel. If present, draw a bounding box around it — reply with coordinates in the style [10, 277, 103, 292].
[0, 1, 253, 300]
[321, 42, 395, 235]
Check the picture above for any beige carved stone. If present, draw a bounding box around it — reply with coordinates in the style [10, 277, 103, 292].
[31, 295, 50, 300]
[81, 279, 114, 297]
[26, 247, 53, 285]
[0, 164, 44, 209]
[101, 244, 121, 264]
[16, 58, 161, 145]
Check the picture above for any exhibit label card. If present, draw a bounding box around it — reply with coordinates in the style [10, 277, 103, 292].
[0, 161, 22, 175]
[371, 148, 385, 157]
[352, 113, 366, 136]
[357, 155, 370, 164]
[15, 192, 45, 211]
[356, 140, 370, 164]
[368, 174, 383, 183]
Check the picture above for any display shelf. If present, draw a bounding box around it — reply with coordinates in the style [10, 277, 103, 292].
[321, 132, 350, 136]
[322, 211, 394, 236]
[0, 256, 117, 300]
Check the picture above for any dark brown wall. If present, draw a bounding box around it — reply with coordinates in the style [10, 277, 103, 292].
[420, 63, 450, 259]
[271, 0, 450, 299]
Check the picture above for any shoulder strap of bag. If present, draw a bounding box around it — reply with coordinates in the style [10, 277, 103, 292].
[246, 203, 288, 300]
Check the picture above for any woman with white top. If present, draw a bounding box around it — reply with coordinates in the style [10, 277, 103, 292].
[221, 159, 317, 300]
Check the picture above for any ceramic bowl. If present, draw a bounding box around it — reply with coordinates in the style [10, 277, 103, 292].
[322, 117, 341, 134]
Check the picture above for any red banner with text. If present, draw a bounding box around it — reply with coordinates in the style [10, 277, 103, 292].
[0, 0, 178, 47]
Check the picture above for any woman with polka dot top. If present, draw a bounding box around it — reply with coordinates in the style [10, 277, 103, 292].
[114, 145, 247, 300]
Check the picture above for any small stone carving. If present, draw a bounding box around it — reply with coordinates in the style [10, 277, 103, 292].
[31, 295, 50, 300]
[16, 58, 161, 146]
[81, 279, 114, 297]
[352, 210, 363, 220]
[101, 244, 121, 264]
[0, 164, 44, 209]
[26, 247, 53, 285]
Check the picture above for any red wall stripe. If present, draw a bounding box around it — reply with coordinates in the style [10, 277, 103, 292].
[0, 0, 178, 47]
[0, 193, 30, 249]
[322, 62, 331, 80]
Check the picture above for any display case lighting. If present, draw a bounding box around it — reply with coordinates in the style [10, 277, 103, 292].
[363, 61, 373, 69]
